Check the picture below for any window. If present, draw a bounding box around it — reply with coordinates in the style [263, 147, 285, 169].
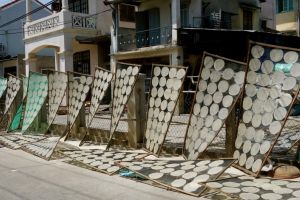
[243, 9, 253, 30]
[73, 51, 90, 74]
[276, 0, 293, 13]
[119, 4, 135, 22]
[181, 3, 189, 27]
[68, 0, 88, 14]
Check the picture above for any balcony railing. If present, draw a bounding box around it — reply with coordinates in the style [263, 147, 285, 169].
[27, 16, 59, 36]
[25, 11, 97, 38]
[118, 26, 172, 52]
[72, 15, 96, 29]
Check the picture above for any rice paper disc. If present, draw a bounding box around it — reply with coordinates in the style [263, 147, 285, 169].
[222, 68, 234, 80]
[262, 113, 273, 126]
[282, 77, 296, 91]
[218, 80, 229, 93]
[251, 45, 264, 58]
[269, 121, 282, 135]
[274, 107, 287, 121]
[218, 108, 228, 120]
[210, 71, 221, 82]
[204, 56, 214, 68]
[284, 51, 298, 64]
[235, 71, 246, 84]
[290, 63, 300, 77]
[249, 58, 261, 71]
[229, 84, 240, 96]
[243, 97, 253, 110]
[207, 82, 217, 94]
[251, 143, 260, 156]
[243, 110, 253, 123]
[245, 84, 257, 97]
[247, 71, 257, 84]
[214, 59, 225, 71]
[258, 74, 271, 87]
[201, 68, 210, 80]
[222, 95, 233, 108]
[213, 91, 223, 104]
[261, 60, 274, 74]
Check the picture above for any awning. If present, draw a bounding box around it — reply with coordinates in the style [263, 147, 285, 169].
[75, 35, 111, 44]
[104, 0, 142, 6]
[239, 0, 261, 9]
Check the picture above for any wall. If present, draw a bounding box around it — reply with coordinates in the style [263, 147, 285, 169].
[95, 0, 112, 35]
[138, 0, 172, 29]
[276, 11, 297, 32]
[0, 0, 52, 57]
[72, 40, 99, 74]
[188, 0, 202, 27]
[260, 0, 276, 29]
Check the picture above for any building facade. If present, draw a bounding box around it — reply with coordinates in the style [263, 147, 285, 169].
[107, 0, 264, 73]
[0, 0, 52, 77]
[24, 0, 112, 75]
[274, 0, 300, 35]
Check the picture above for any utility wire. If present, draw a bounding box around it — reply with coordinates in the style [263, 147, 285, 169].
[0, 0, 56, 29]
[0, 9, 112, 36]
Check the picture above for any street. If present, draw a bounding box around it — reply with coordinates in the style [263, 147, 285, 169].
[0, 148, 203, 200]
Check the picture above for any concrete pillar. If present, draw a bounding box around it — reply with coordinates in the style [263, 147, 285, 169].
[170, 48, 184, 115]
[58, 51, 73, 72]
[225, 103, 238, 157]
[54, 49, 60, 71]
[171, 0, 181, 45]
[127, 74, 146, 148]
[24, 56, 38, 76]
[61, 0, 68, 11]
[26, 0, 32, 22]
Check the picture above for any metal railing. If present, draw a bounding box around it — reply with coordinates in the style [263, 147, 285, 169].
[118, 26, 172, 51]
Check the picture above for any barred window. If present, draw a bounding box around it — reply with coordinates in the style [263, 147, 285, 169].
[68, 0, 89, 14]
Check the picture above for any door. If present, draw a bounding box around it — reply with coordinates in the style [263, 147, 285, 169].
[135, 11, 149, 48]
[148, 8, 160, 46]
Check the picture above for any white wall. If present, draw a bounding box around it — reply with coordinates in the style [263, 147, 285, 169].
[261, 0, 276, 29]
[0, 0, 52, 57]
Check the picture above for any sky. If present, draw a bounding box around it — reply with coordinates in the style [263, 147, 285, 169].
[0, 0, 52, 6]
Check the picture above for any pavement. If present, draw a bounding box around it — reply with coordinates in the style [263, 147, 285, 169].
[0, 148, 204, 200]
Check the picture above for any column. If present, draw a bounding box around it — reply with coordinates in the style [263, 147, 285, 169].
[24, 55, 38, 76]
[58, 51, 73, 72]
[26, 0, 32, 22]
[170, 48, 184, 115]
[54, 49, 60, 71]
[171, 0, 181, 45]
[127, 74, 146, 148]
[61, 0, 68, 11]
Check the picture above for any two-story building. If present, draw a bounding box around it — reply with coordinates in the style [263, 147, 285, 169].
[0, 0, 52, 77]
[106, 0, 264, 77]
[24, 0, 112, 75]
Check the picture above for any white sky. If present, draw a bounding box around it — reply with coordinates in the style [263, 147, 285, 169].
[0, 0, 52, 6]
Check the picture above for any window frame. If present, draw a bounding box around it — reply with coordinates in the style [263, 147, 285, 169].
[68, 0, 89, 14]
[276, 0, 293, 13]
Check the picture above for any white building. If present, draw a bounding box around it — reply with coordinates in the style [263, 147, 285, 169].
[0, 0, 52, 77]
[24, 0, 112, 75]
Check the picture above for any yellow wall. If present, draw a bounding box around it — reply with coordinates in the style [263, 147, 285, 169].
[72, 40, 99, 75]
[276, 11, 297, 32]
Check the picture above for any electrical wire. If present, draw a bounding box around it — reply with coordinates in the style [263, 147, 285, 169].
[0, 0, 56, 29]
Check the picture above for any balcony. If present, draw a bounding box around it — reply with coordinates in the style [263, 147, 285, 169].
[117, 26, 172, 52]
[24, 11, 97, 39]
